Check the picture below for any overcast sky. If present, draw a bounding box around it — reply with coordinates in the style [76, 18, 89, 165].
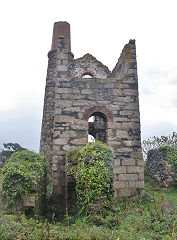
[0, 0, 177, 152]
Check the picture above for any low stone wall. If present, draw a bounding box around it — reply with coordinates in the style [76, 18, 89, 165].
[146, 148, 175, 186]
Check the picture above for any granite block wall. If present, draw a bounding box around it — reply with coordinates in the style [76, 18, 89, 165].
[40, 22, 144, 207]
[146, 148, 175, 186]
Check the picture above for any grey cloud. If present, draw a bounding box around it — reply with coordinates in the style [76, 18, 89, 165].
[143, 68, 168, 78]
[141, 121, 177, 141]
[0, 105, 42, 152]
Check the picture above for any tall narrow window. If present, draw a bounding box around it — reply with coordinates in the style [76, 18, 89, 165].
[88, 112, 107, 143]
[88, 116, 95, 142]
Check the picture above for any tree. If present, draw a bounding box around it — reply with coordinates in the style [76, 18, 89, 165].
[0, 143, 26, 167]
[142, 132, 177, 160]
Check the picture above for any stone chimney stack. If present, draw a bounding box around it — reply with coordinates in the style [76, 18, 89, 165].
[51, 21, 71, 52]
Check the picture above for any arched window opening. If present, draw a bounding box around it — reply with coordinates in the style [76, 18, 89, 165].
[88, 116, 95, 142]
[81, 72, 94, 78]
[88, 112, 107, 143]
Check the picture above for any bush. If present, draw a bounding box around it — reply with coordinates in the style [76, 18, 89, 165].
[142, 132, 177, 160]
[160, 146, 177, 176]
[0, 143, 26, 167]
[1, 151, 49, 214]
[66, 141, 115, 214]
[0, 195, 176, 240]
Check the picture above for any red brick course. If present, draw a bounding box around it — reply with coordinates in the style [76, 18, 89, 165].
[83, 106, 113, 122]
[51, 21, 71, 52]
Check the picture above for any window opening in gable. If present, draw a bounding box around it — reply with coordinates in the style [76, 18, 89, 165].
[81, 72, 94, 78]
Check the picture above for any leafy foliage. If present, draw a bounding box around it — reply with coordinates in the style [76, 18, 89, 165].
[0, 152, 176, 239]
[144, 135, 177, 186]
[142, 132, 177, 160]
[66, 141, 114, 214]
[160, 145, 177, 182]
[1, 151, 49, 214]
[0, 190, 176, 240]
[0, 143, 26, 167]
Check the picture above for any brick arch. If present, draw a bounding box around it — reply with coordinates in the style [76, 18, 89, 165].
[79, 70, 96, 78]
[83, 106, 113, 122]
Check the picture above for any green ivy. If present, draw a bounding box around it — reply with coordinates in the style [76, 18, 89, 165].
[66, 142, 115, 214]
[160, 146, 177, 181]
[2, 151, 49, 213]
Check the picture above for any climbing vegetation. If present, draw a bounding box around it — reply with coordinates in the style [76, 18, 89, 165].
[142, 132, 177, 160]
[143, 133, 177, 186]
[2, 150, 49, 214]
[66, 141, 115, 214]
[160, 146, 177, 182]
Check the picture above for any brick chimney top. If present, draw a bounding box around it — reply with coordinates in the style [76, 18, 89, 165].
[51, 21, 71, 52]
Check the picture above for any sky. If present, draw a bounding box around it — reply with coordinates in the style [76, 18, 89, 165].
[0, 0, 177, 152]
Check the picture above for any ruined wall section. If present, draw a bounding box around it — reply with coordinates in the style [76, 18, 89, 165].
[43, 39, 143, 199]
[51, 36, 74, 204]
[72, 54, 111, 78]
[40, 35, 75, 207]
[110, 40, 143, 196]
[40, 22, 144, 203]
[53, 73, 143, 197]
[111, 40, 137, 80]
[146, 149, 175, 186]
[40, 49, 57, 166]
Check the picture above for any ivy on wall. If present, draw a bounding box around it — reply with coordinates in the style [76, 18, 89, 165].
[66, 141, 115, 214]
[2, 151, 49, 214]
[160, 146, 177, 183]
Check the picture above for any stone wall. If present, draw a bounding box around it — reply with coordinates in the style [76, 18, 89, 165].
[72, 53, 111, 78]
[40, 21, 144, 207]
[146, 148, 175, 186]
[40, 49, 57, 171]
[111, 39, 137, 80]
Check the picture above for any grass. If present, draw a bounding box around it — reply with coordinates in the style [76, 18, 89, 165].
[144, 174, 177, 204]
[0, 172, 176, 240]
[0, 168, 2, 180]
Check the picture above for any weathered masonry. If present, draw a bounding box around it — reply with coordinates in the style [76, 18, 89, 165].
[40, 21, 144, 206]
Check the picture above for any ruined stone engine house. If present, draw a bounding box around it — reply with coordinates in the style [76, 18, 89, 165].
[40, 21, 144, 206]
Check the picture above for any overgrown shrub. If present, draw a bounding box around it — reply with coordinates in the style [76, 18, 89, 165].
[160, 146, 177, 175]
[146, 145, 177, 187]
[1, 151, 49, 214]
[66, 141, 115, 214]
[160, 145, 177, 185]
[0, 194, 176, 240]
[142, 132, 177, 160]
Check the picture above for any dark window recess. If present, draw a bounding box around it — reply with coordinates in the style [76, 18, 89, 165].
[88, 112, 107, 143]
